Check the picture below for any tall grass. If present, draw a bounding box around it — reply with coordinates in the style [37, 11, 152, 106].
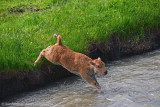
[0, 0, 160, 71]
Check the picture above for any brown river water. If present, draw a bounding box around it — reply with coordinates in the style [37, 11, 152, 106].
[1, 50, 160, 107]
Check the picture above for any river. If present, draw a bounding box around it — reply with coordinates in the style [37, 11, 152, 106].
[1, 50, 160, 107]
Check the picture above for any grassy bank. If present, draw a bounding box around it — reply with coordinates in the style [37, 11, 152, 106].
[0, 0, 160, 72]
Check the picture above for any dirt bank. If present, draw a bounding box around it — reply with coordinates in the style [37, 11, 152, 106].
[0, 27, 160, 101]
[0, 65, 72, 101]
[87, 27, 160, 62]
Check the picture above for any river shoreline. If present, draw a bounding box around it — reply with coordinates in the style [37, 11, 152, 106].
[0, 27, 160, 101]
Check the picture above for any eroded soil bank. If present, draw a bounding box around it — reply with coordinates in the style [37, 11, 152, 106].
[87, 28, 160, 61]
[0, 27, 160, 101]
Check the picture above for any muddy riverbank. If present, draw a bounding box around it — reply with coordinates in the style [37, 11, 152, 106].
[87, 28, 160, 61]
[0, 27, 160, 101]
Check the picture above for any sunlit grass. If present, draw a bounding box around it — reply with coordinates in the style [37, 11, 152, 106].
[0, 0, 160, 71]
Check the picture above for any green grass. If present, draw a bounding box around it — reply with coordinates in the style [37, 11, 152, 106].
[0, 0, 160, 72]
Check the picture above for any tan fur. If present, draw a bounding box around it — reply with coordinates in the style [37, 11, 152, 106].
[34, 35, 108, 90]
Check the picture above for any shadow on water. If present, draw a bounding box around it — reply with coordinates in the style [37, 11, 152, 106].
[1, 50, 160, 107]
